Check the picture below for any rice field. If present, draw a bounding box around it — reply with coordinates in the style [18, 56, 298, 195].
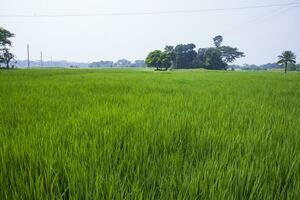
[0, 69, 300, 199]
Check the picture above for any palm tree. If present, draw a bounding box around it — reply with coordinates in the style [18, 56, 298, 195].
[277, 51, 296, 73]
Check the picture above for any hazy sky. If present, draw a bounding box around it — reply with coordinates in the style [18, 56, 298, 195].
[1, 0, 300, 64]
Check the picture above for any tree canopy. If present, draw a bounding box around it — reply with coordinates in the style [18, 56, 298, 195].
[145, 50, 172, 70]
[219, 46, 245, 63]
[0, 27, 15, 69]
[0, 27, 14, 47]
[204, 48, 227, 70]
[213, 35, 223, 48]
[145, 35, 245, 70]
[0, 48, 15, 69]
[277, 51, 296, 73]
[174, 44, 197, 69]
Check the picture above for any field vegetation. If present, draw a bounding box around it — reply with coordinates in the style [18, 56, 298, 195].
[0, 69, 300, 199]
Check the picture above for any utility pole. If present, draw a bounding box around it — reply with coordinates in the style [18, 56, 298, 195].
[27, 44, 30, 68]
[40, 51, 43, 67]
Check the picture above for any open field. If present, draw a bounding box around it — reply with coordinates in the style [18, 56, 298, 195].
[0, 69, 300, 199]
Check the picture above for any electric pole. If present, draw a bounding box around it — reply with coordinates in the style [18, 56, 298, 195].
[40, 51, 43, 67]
[27, 44, 30, 68]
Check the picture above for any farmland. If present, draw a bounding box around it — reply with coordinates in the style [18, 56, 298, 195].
[0, 69, 300, 199]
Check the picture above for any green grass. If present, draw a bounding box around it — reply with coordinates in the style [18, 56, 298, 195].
[0, 69, 300, 199]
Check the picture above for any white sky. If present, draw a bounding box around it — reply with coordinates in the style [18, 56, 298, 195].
[1, 0, 300, 64]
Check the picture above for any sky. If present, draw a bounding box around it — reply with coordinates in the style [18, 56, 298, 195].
[1, 0, 300, 65]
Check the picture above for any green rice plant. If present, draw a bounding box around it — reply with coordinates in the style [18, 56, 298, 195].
[0, 69, 300, 199]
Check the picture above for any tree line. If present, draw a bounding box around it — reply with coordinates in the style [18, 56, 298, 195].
[89, 59, 145, 68]
[230, 62, 300, 71]
[233, 51, 297, 73]
[145, 35, 245, 70]
[0, 26, 297, 72]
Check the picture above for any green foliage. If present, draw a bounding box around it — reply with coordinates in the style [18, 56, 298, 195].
[202, 36, 244, 69]
[213, 35, 223, 47]
[160, 53, 172, 70]
[146, 50, 162, 69]
[147, 36, 244, 70]
[278, 51, 297, 73]
[288, 63, 300, 71]
[204, 47, 227, 70]
[174, 44, 197, 69]
[0, 27, 14, 47]
[196, 48, 206, 65]
[0, 48, 15, 69]
[278, 51, 296, 64]
[219, 46, 245, 63]
[0, 27, 15, 69]
[164, 46, 176, 68]
[145, 50, 171, 70]
[1, 69, 300, 199]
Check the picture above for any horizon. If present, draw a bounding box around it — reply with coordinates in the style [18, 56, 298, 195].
[14, 58, 289, 66]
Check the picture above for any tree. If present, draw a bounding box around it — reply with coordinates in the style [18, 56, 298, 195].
[114, 59, 132, 67]
[174, 44, 197, 68]
[164, 45, 175, 68]
[0, 27, 14, 47]
[213, 35, 223, 48]
[0, 48, 15, 69]
[146, 50, 162, 70]
[219, 46, 245, 63]
[145, 50, 171, 70]
[204, 48, 227, 70]
[133, 60, 146, 67]
[204, 36, 244, 69]
[145, 36, 245, 70]
[194, 48, 207, 67]
[0, 27, 15, 69]
[287, 63, 300, 71]
[277, 51, 296, 73]
[88, 61, 113, 68]
[160, 53, 172, 70]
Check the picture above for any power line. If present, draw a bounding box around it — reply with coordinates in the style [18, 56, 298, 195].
[1, 2, 300, 18]
[222, 2, 300, 35]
